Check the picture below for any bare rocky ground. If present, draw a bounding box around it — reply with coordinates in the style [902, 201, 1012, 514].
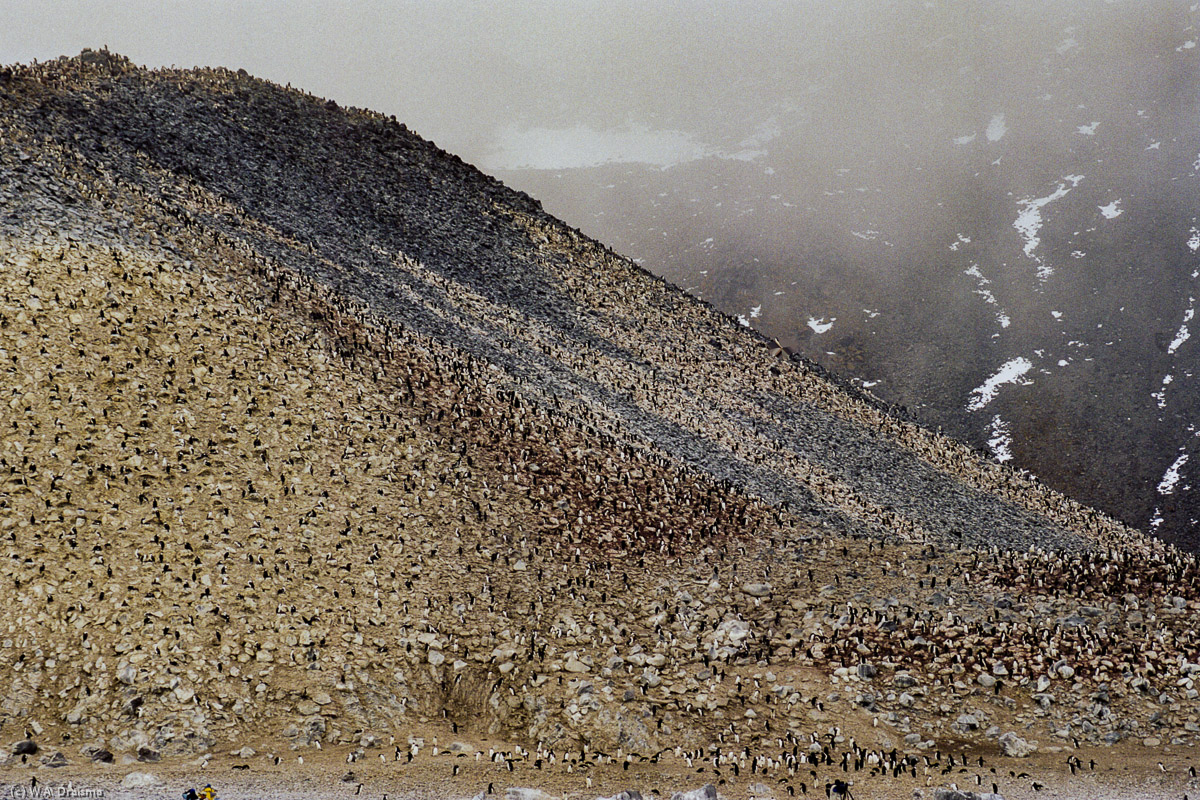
[0, 51, 1198, 798]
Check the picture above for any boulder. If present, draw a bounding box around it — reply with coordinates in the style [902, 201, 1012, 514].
[998, 731, 1037, 758]
[933, 790, 1005, 800]
[506, 790, 557, 800]
[670, 786, 718, 800]
[121, 772, 159, 788]
[953, 714, 979, 732]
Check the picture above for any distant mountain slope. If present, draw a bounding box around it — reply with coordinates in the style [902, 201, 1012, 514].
[1, 52, 1197, 776]
[485, 3, 1200, 551]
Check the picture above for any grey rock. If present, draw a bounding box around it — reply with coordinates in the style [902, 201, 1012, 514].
[857, 663, 877, 679]
[40, 751, 68, 767]
[136, 746, 161, 763]
[933, 790, 1005, 800]
[671, 786, 718, 800]
[13, 739, 38, 755]
[122, 696, 144, 717]
[742, 583, 772, 598]
[998, 731, 1036, 757]
[977, 674, 996, 689]
[505, 790, 557, 800]
[597, 792, 644, 800]
[121, 772, 159, 788]
[954, 714, 979, 732]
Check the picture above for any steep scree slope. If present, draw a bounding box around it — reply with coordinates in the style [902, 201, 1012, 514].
[0, 53, 1198, 776]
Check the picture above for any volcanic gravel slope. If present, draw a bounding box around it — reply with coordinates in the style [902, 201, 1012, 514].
[1, 51, 1199, 797]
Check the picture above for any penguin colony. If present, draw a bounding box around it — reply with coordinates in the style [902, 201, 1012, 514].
[0, 51, 1198, 797]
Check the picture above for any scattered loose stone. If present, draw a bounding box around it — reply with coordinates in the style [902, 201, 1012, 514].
[121, 772, 158, 788]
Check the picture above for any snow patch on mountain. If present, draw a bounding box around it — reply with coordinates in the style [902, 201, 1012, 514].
[1099, 200, 1123, 219]
[968, 357, 1033, 412]
[986, 114, 1008, 142]
[1153, 374, 1173, 409]
[485, 120, 779, 171]
[807, 317, 836, 334]
[964, 263, 1010, 328]
[1168, 298, 1195, 354]
[1188, 227, 1200, 252]
[1077, 121, 1100, 135]
[987, 415, 1014, 462]
[1014, 176, 1084, 280]
[1157, 453, 1189, 495]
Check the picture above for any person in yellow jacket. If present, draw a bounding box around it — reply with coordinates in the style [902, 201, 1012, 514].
[198, 785, 218, 800]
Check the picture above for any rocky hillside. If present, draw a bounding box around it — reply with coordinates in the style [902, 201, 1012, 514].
[0, 51, 1198, 795]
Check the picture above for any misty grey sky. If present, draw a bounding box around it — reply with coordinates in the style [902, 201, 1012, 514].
[6, 1, 1173, 167]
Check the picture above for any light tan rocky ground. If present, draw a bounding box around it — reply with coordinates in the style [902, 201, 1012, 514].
[2, 741, 1199, 800]
[2, 53, 1200, 800]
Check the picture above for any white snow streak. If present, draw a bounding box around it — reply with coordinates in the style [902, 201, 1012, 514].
[968, 357, 1033, 412]
[987, 415, 1014, 462]
[1152, 374, 1173, 409]
[1014, 176, 1084, 280]
[964, 264, 1010, 328]
[1157, 453, 1188, 495]
[807, 317, 836, 334]
[1168, 299, 1195, 354]
[1188, 227, 1200, 253]
[1099, 200, 1123, 219]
